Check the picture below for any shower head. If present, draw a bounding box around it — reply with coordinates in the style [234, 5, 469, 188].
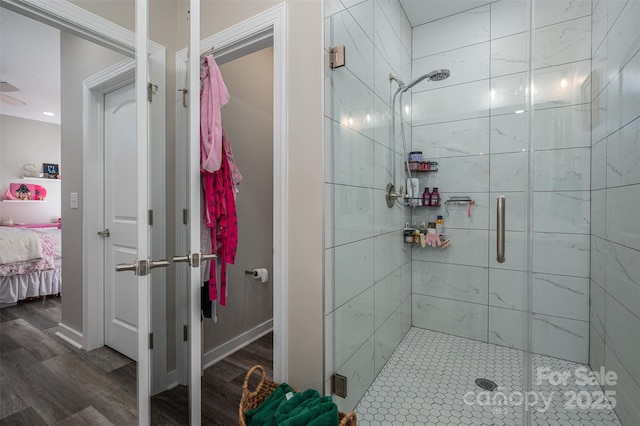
[402, 69, 451, 92]
[427, 68, 451, 81]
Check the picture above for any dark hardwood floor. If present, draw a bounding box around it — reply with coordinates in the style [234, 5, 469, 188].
[0, 296, 273, 425]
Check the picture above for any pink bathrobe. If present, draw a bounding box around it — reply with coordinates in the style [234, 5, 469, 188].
[200, 55, 242, 305]
[200, 54, 229, 173]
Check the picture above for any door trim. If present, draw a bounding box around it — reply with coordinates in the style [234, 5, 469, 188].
[1, 0, 136, 56]
[82, 59, 135, 354]
[175, 2, 288, 384]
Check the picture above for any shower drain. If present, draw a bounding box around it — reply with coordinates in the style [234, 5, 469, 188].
[475, 378, 498, 391]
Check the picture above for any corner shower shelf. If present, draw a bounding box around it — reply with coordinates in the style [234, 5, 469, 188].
[403, 228, 451, 249]
[406, 161, 438, 173]
[405, 198, 441, 207]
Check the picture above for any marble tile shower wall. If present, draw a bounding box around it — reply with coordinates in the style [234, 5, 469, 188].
[323, 0, 413, 413]
[410, 1, 594, 364]
[590, 0, 640, 425]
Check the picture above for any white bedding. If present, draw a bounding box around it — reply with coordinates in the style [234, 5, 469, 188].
[0, 227, 62, 304]
[0, 227, 43, 264]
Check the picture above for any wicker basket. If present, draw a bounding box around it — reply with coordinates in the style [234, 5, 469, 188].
[239, 365, 357, 426]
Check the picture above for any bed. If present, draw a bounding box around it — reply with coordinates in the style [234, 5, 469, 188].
[0, 225, 62, 305]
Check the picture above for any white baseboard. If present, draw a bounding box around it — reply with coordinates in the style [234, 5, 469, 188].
[166, 369, 178, 390]
[202, 319, 273, 370]
[55, 323, 83, 349]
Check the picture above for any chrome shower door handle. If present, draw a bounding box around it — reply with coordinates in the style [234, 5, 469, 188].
[497, 195, 506, 263]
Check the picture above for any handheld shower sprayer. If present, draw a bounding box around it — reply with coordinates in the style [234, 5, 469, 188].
[385, 69, 451, 208]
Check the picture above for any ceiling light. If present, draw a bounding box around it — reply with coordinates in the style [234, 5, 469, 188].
[515, 110, 525, 114]
[43, 112, 55, 116]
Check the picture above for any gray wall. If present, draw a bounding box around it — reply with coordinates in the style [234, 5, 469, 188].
[202, 47, 274, 353]
[589, 1, 640, 425]
[0, 115, 61, 223]
[60, 32, 127, 332]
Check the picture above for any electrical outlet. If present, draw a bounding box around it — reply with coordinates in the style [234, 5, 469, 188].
[70, 192, 78, 209]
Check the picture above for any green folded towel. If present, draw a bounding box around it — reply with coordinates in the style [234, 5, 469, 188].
[275, 389, 339, 426]
[245, 382, 295, 426]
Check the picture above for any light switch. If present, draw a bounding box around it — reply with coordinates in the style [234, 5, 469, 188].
[70, 192, 78, 209]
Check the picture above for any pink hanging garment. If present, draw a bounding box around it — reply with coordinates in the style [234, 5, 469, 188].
[202, 135, 238, 306]
[200, 54, 240, 306]
[200, 54, 230, 173]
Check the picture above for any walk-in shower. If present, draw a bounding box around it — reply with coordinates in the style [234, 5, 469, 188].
[325, 0, 638, 424]
[385, 69, 451, 208]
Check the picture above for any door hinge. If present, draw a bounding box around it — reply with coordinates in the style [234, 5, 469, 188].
[183, 208, 189, 225]
[149, 332, 154, 349]
[332, 373, 347, 398]
[147, 83, 158, 102]
[178, 88, 189, 107]
[148, 209, 153, 226]
[183, 325, 188, 342]
[329, 45, 345, 69]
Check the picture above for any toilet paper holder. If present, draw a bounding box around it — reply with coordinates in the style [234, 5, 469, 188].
[245, 269, 257, 275]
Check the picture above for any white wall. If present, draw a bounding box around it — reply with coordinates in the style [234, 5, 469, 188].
[410, 0, 592, 364]
[0, 115, 61, 224]
[590, 1, 640, 425]
[323, 0, 413, 412]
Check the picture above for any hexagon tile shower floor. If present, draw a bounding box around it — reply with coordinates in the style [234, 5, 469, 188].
[355, 328, 621, 426]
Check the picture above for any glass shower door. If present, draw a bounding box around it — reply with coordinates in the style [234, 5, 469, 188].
[324, 0, 418, 414]
[526, 1, 626, 425]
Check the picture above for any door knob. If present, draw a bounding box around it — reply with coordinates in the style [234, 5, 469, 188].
[97, 228, 110, 237]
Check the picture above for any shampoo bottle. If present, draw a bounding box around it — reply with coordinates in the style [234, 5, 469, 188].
[430, 187, 440, 207]
[422, 188, 430, 207]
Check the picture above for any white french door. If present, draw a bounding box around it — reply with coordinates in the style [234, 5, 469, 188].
[112, 2, 158, 424]
[187, 2, 203, 423]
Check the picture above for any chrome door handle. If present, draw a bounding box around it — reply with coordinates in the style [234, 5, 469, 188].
[116, 259, 171, 275]
[201, 253, 216, 261]
[172, 253, 217, 267]
[497, 195, 506, 263]
[116, 262, 137, 273]
[149, 259, 170, 270]
[97, 228, 110, 237]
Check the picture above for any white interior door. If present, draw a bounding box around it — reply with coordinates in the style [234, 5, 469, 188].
[104, 82, 139, 361]
[135, 3, 152, 422]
